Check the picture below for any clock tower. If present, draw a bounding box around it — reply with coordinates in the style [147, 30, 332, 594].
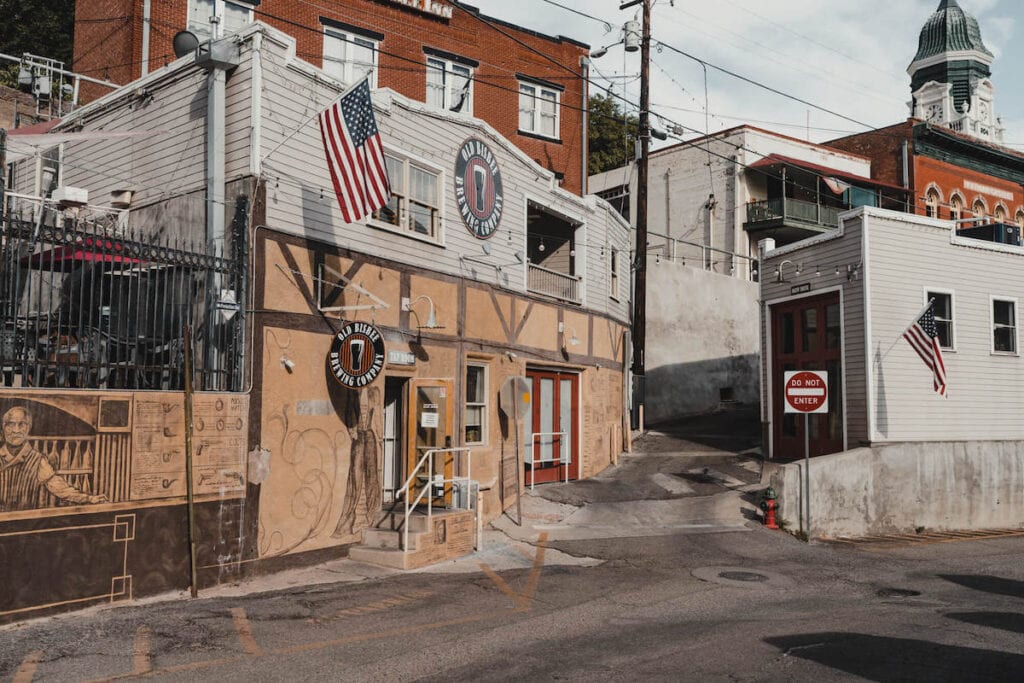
[907, 0, 1003, 143]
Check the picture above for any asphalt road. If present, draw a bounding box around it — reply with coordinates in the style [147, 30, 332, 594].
[3, 413, 1023, 681]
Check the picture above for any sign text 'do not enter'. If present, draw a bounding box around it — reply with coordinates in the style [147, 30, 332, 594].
[783, 370, 828, 414]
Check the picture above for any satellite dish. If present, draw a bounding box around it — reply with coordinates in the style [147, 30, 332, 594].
[173, 31, 200, 58]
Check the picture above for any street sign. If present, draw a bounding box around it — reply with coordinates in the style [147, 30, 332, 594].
[783, 370, 829, 414]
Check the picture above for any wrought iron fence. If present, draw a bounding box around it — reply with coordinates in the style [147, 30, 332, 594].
[0, 207, 246, 392]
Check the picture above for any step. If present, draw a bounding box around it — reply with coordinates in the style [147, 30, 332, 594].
[360, 527, 426, 551]
[347, 545, 418, 570]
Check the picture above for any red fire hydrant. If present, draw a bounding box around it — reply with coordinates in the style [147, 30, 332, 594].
[760, 487, 779, 530]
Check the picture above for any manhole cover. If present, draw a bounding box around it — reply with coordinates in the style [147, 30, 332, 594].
[719, 571, 769, 582]
[877, 587, 921, 598]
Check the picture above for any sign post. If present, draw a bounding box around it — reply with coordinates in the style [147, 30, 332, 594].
[783, 370, 829, 540]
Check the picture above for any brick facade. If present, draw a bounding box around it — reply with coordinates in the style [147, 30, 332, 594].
[73, 0, 589, 194]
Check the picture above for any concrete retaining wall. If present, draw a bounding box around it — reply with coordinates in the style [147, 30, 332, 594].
[763, 442, 1024, 539]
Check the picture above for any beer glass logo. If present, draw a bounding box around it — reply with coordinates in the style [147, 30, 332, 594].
[455, 138, 503, 239]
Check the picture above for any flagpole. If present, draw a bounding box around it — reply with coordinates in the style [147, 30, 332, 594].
[879, 297, 935, 360]
[260, 75, 371, 172]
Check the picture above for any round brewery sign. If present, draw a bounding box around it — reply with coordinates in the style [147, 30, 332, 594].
[455, 138, 504, 239]
[327, 321, 386, 388]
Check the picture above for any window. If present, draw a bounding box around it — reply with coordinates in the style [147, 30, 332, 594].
[992, 297, 1017, 354]
[426, 57, 472, 114]
[925, 188, 940, 218]
[188, 0, 252, 41]
[949, 194, 963, 221]
[995, 205, 1007, 223]
[372, 153, 441, 241]
[927, 291, 954, 349]
[973, 199, 987, 219]
[1016, 210, 1024, 229]
[518, 81, 560, 139]
[597, 186, 630, 221]
[323, 28, 377, 87]
[610, 247, 620, 300]
[465, 364, 487, 444]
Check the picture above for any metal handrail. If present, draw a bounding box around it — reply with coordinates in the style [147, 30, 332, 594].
[396, 446, 475, 552]
[525, 431, 569, 490]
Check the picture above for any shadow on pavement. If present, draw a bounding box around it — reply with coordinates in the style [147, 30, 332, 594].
[938, 574, 1024, 599]
[764, 632, 1024, 681]
[945, 612, 1024, 635]
[639, 405, 761, 454]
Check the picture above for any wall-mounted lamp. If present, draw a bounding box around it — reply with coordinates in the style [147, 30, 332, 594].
[847, 262, 862, 281]
[404, 294, 442, 329]
[280, 355, 295, 373]
[775, 259, 795, 283]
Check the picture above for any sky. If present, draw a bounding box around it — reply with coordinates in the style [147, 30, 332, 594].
[464, 0, 1024, 151]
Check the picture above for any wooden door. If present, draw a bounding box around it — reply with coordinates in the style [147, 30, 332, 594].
[524, 369, 579, 485]
[771, 293, 844, 460]
[405, 378, 454, 504]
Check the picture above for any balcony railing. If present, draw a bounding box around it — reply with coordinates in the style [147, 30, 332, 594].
[745, 197, 841, 229]
[528, 262, 581, 304]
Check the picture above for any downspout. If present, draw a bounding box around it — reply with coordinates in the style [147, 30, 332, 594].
[580, 56, 589, 195]
[249, 32, 263, 177]
[901, 140, 910, 212]
[141, 0, 152, 77]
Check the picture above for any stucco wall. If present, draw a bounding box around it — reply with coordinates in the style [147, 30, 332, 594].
[764, 442, 1024, 539]
[645, 260, 760, 423]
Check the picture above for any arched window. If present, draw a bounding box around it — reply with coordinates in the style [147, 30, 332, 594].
[950, 194, 963, 221]
[925, 188, 940, 218]
[1016, 210, 1024, 229]
[995, 205, 1007, 224]
[973, 199, 987, 219]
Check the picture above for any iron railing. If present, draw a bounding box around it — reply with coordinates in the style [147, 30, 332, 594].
[396, 447, 478, 552]
[0, 205, 246, 391]
[745, 197, 841, 229]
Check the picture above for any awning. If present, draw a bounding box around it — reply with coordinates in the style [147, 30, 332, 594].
[21, 239, 144, 270]
[749, 154, 908, 193]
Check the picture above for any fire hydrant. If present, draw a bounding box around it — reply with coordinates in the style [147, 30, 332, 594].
[760, 487, 779, 530]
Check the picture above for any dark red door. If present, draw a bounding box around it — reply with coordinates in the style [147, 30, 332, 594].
[524, 369, 579, 485]
[771, 293, 844, 460]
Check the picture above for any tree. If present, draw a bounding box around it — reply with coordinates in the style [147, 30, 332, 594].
[588, 92, 639, 176]
[0, 0, 76, 88]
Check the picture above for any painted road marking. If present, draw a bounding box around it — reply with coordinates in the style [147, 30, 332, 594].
[479, 532, 548, 610]
[313, 590, 436, 624]
[13, 650, 42, 683]
[133, 627, 152, 675]
[231, 607, 263, 656]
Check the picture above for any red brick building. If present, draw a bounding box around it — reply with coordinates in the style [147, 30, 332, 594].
[73, 0, 590, 194]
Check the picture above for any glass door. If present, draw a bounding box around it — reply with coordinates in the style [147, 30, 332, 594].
[524, 369, 579, 485]
[405, 378, 454, 505]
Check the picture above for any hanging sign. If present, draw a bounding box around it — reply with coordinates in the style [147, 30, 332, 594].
[327, 322, 386, 388]
[454, 138, 504, 239]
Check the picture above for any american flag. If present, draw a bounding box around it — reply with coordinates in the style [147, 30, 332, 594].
[318, 78, 391, 223]
[902, 301, 947, 396]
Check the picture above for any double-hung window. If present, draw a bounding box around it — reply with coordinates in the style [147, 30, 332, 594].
[610, 247, 620, 300]
[926, 291, 954, 349]
[322, 22, 380, 87]
[372, 153, 442, 241]
[465, 363, 488, 445]
[188, 0, 253, 41]
[518, 78, 560, 139]
[425, 53, 473, 114]
[992, 297, 1017, 354]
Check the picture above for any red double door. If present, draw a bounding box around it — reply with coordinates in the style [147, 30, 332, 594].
[524, 368, 579, 485]
[771, 293, 844, 460]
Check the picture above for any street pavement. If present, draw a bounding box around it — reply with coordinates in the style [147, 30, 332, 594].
[2, 405, 1024, 681]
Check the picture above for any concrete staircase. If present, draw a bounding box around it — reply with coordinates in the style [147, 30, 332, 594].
[347, 508, 476, 570]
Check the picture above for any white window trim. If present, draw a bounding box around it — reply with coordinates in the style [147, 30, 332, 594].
[518, 80, 561, 140]
[924, 287, 956, 352]
[188, 0, 253, 40]
[369, 149, 445, 246]
[426, 57, 473, 114]
[609, 247, 620, 302]
[990, 295, 1019, 356]
[322, 27, 378, 88]
[464, 362, 488, 446]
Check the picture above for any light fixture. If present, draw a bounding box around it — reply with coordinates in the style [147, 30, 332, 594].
[815, 265, 821, 277]
[280, 355, 295, 372]
[482, 243, 492, 256]
[405, 294, 441, 329]
[538, 237, 546, 252]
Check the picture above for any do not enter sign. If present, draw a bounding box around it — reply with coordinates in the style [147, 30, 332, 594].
[784, 370, 829, 414]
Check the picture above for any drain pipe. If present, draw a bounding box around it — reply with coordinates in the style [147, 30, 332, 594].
[196, 39, 240, 389]
[141, 0, 152, 77]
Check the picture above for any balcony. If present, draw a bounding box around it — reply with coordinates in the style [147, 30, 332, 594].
[528, 262, 581, 304]
[745, 197, 841, 234]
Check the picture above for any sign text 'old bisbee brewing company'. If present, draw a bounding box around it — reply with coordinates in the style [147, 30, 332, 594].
[455, 138, 504, 239]
[328, 322, 386, 388]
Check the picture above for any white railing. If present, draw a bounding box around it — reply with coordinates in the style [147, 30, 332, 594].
[525, 431, 569, 490]
[395, 447, 476, 553]
[646, 229, 758, 279]
[527, 263, 581, 303]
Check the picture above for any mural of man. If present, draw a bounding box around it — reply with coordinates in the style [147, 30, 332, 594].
[0, 406, 108, 512]
[333, 385, 381, 538]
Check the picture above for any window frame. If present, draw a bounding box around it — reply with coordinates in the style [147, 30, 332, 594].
[425, 56, 473, 114]
[188, 0, 254, 40]
[925, 288, 955, 351]
[322, 26, 379, 88]
[464, 362, 488, 446]
[949, 192, 964, 221]
[925, 188, 940, 219]
[609, 247, 620, 301]
[369, 150, 444, 245]
[518, 80, 561, 140]
[991, 295, 1018, 355]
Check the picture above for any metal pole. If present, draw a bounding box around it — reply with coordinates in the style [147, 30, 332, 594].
[630, 0, 651, 419]
[183, 324, 199, 598]
[804, 413, 811, 541]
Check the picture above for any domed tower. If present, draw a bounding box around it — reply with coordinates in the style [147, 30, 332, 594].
[907, 0, 1003, 142]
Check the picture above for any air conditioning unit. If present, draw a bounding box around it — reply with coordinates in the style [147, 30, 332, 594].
[451, 480, 479, 510]
[958, 222, 1021, 246]
[51, 186, 89, 208]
